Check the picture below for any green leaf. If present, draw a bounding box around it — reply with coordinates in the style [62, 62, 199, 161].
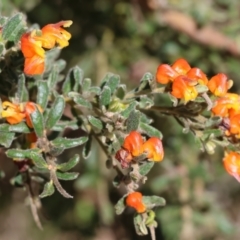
[120, 102, 137, 118]
[88, 116, 103, 130]
[116, 84, 126, 99]
[10, 173, 25, 187]
[126, 110, 141, 132]
[62, 68, 74, 95]
[6, 149, 27, 159]
[205, 116, 222, 128]
[139, 96, 154, 109]
[17, 74, 28, 102]
[37, 81, 49, 109]
[45, 95, 65, 129]
[52, 120, 79, 131]
[137, 72, 153, 91]
[134, 214, 148, 236]
[81, 78, 91, 92]
[104, 74, 120, 93]
[6, 149, 47, 169]
[139, 122, 163, 139]
[39, 181, 55, 198]
[51, 136, 88, 149]
[88, 86, 100, 95]
[9, 122, 31, 133]
[139, 161, 154, 176]
[47, 65, 60, 89]
[2, 13, 25, 42]
[82, 136, 92, 159]
[99, 86, 111, 106]
[73, 66, 84, 91]
[30, 106, 44, 138]
[58, 154, 80, 171]
[115, 196, 126, 215]
[202, 129, 223, 140]
[0, 132, 15, 147]
[142, 196, 166, 208]
[56, 171, 79, 181]
[55, 59, 66, 72]
[27, 151, 48, 169]
[68, 92, 92, 109]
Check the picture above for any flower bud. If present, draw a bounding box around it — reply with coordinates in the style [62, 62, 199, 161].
[126, 192, 146, 213]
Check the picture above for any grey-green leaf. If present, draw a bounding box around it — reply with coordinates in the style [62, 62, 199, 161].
[99, 86, 111, 106]
[120, 102, 137, 118]
[115, 196, 126, 215]
[0, 132, 15, 147]
[73, 66, 84, 91]
[17, 74, 28, 102]
[56, 171, 79, 181]
[30, 106, 44, 138]
[81, 78, 91, 92]
[139, 122, 163, 139]
[88, 116, 103, 130]
[45, 95, 65, 129]
[139, 162, 154, 176]
[51, 136, 88, 149]
[27, 151, 48, 169]
[126, 110, 140, 132]
[58, 154, 80, 172]
[39, 181, 55, 198]
[2, 13, 25, 42]
[37, 80, 49, 109]
[142, 196, 166, 208]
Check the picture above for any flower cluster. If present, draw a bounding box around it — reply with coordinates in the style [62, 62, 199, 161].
[156, 58, 232, 103]
[1, 101, 42, 128]
[115, 131, 164, 168]
[21, 21, 72, 75]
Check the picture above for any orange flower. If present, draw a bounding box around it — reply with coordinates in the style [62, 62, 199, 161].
[171, 75, 198, 103]
[186, 68, 208, 85]
[156, 64, 178, 84]
[1, 101, 25, 125]
[223, 152, 240, 182]
[172, 58, 191, 75]
[40, 20, 72, 49]
[228, 114, 240, 138]
[21, 31, 45, 75]
[24, 102, 43, 128]
[123, 131, 144, 157]
[207, 73, 232, 97]
[141, 137, 164, 162]
[1, 101, 43, 128]
[126, 192, 146, 213]
[20, 20, 72, 75]
[211, 93, 240, 117]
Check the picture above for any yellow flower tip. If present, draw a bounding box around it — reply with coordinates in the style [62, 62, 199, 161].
[227, 80, 234, 90]
[62, 20, 73, 27]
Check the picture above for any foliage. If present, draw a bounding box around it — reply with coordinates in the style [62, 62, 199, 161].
[1, 1, 240, 240]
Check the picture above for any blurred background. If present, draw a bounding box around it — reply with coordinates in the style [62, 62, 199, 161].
[1, 0, 240, 239]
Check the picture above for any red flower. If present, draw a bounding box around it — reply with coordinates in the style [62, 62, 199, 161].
[207, 73, 232, 97]
[141, 137, 164, 162]
[223, 152, 240, 182]
[171, 75, 198, 103]
[126, 192, 146, 213]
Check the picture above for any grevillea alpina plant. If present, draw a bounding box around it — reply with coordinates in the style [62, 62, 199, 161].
[1, 13, 240, 240]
